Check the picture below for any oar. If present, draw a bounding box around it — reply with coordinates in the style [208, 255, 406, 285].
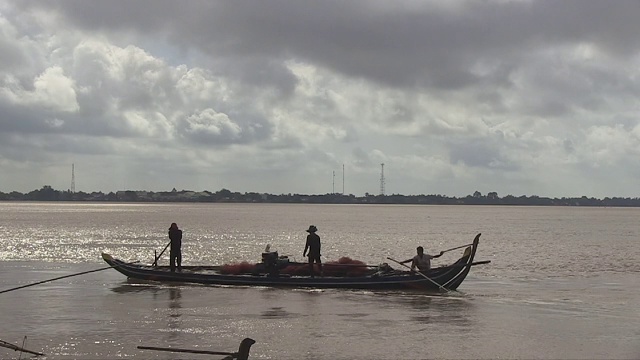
[433, 260, 491, 270]
[0, 260, 139, 295]
[440, 243, 473, 254]
[138, 338, 255, 360]
[137, 346, 236, 356]
[153, 241, 171, 267]
[386, 257, 451, 293]
[322, 263, 379, 268]
[0, 338, 44, 356]
[285, 261, 380, 268]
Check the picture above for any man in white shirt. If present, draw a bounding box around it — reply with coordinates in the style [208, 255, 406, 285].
[400, 246, 444, 271]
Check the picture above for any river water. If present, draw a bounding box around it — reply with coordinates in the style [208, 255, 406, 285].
[0, 202, 638, 359]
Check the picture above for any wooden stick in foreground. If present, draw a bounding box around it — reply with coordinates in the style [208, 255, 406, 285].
[138, 338, 256, 360]
[0, 339, 44, 357]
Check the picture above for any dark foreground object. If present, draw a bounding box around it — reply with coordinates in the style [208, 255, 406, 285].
[0, 338, 44, 357]
[138, 337, 255, 360]
[103, 234, 488, 291]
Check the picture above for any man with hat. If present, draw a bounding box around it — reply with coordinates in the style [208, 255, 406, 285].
[303, 225, 322, 277]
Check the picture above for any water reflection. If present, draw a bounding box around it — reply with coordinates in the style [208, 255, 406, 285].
[258, 287, 301, 319]
[108, 281, 185, 344]
[260, 306, 291, 318]
[338, 290, 476, 328]
[406, 295, 475, 331]
[109, 282, 160, 294]
[109, 277, 179, 293]
[166, 287, 182, 342]
[168, 287, 182, 316]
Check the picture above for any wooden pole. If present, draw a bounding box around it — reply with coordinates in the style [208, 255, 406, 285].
[322, 263, 379, 268]
[386, 257, 450, 293]
[0, 339, 44, 357]
[138, 338, 256, 359]
[440, 243, 473, 253]
[137, 346, 234, 356]
[433, 260, 491, 269]
[153, 241, 171, 267]
[0, 261, 138, 295]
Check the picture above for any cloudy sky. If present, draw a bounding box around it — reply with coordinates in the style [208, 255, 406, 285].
[1, 0, 639, 198]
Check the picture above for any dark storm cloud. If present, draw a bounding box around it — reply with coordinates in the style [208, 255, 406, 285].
[204, 58, 298, 99]
[0, 84, 152, 139]
[449, 139, 499, 168]
[0, 35, 29, 71]
[0, 100, 50, 133]
[18, 0, 640, 91]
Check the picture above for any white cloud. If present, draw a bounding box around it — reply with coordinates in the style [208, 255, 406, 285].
[1, 66, 78, 112]
[182, 108, 242, 142]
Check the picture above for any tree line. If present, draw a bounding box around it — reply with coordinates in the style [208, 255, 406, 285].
[1, 185, 639, 207]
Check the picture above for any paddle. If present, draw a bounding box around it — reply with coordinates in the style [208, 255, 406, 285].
[0, 260, 139, 295]
[386, 257, 451, 293]
[153, 241, 171, 267]
[137, 346, 237, 356]
[319, 263, 379, 268]
[433, 260, 491, 269]
[0, 338, 44, 356]
[440, 243, 473, 254]
[138, 338, 255, 360]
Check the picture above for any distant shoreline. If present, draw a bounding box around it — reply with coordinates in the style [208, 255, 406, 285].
[2, 186, 639, 207]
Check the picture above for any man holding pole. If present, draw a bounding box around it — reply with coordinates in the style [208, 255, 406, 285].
[400, 246, 444, 272]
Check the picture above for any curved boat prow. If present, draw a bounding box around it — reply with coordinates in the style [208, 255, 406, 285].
[468, 233, 481, 264]
[102, 253, 113, 262]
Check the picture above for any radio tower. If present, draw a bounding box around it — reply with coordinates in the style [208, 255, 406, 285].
[379, 163, 385, 196]
[342, 164, 345, 194]
[332, 170, 335, 194]
[70, 163, 75, 193]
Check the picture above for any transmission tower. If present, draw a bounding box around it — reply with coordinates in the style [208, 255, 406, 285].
[332, 170, 335, 194]
[342, 164, 345, 195]
[379, 163, 385, 196]
[70, 163, 75, 193]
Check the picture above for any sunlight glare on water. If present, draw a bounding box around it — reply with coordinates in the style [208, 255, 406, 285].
[0, 202, 639, 359]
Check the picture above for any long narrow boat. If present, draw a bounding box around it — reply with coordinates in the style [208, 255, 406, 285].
[102, 233, 489, 291]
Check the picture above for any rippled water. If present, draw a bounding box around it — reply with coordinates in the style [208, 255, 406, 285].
[0, 202, 639, 359]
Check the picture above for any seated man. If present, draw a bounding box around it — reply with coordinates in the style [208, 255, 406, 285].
[400, 246, 444, 272]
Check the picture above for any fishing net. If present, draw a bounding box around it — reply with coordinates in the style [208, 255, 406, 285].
[219, 261, 257, 274]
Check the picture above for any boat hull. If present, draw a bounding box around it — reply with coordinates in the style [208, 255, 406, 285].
[102, 234, 485, 291]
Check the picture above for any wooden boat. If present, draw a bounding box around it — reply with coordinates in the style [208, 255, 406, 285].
[102, 233, 489, 291]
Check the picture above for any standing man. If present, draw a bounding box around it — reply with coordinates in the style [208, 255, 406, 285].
[303, 225, 322, 277]
[400, 246, 444, 272]
[168, 223, 183, 272]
